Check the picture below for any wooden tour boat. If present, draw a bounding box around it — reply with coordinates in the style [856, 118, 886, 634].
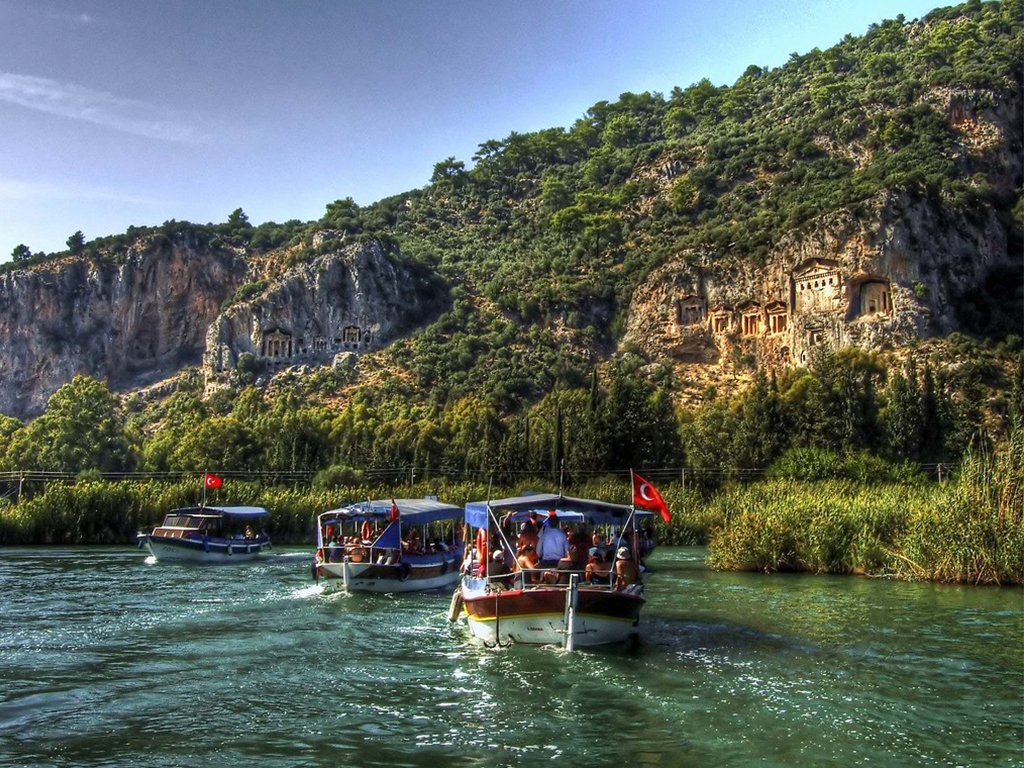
[449, 488, 660, 650]
[314, 498, 464, 593]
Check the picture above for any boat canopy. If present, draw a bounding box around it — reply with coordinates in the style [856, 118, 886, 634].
[170, 505, 269, 518]
[319, 498, 462, 527]
[464, 493, 650, 530]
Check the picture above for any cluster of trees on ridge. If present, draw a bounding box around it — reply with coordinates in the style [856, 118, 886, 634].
[1, 345, 1020, 484]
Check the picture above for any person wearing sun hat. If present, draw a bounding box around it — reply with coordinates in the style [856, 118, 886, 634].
[585, 546, 611, 585]
[614, 546, 640, 591]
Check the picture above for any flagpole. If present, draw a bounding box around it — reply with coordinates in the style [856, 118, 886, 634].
[627, 468, 639, 573]
[201, 469, 207, 507]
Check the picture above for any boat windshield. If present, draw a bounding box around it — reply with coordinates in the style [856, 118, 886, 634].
[162, 515, 213, 529]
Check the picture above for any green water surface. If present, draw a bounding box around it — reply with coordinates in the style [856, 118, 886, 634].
[0, 546, 1020, 767]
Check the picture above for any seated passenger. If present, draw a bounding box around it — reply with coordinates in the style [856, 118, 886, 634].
[568, 533, 589, 570]
[326, 534, 342, 561]
[347, 539, 366, 563]
[487, 549, 512, 589]
[613, 547, 640, 591]
[516, 544, 540, 583]
[584, 547, 611, 584]
[403, 527, 424, 553]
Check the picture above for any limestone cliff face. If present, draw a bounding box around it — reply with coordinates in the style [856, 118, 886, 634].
[623, 190, 1011, 381]
[624, 72, 1022, 390]
[0, 232, 246, 419]
[204, 239, 447, 382]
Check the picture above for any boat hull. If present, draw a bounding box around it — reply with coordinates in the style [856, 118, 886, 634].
[317, 552, 463, 593]
[139, 534, 271, 563]
[461, 582, 644, 647]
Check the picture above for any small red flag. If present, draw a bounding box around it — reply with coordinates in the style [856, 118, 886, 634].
[389, 499, 400, 521]
[204, 473, 223, 489]
[632, 473, 670, 523]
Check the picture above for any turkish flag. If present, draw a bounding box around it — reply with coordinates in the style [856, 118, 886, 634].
[204, 473, 223, 489]
[389, 499, 400, 521]
[632, 473, 670, 523]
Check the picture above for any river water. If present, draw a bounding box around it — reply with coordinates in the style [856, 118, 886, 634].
[0, 546, 1020, 767]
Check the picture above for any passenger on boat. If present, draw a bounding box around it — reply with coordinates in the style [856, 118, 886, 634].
[613, 547, 640, 591]
[558, 532, 586, 572]
[403, 527, 424, 554]
[537, 511, 568, 569]
[516, 544, 540, 583]
[487, 548, 512, 590]
[326, 533, 343, 562]
[347, 537, 367, 563]
[585, 547, 612, 585]
[516, 520, 539, 554]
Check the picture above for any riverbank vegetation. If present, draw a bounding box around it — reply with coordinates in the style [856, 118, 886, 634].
[704, 433, 1022, 584]
[1, 434, 1019, 586]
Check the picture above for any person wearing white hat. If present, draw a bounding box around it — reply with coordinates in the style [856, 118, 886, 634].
[614, 546, 640, 591]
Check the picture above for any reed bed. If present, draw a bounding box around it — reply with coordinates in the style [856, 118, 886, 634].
[1, 438, 1020, 585]
[706, 435, 1024, 585]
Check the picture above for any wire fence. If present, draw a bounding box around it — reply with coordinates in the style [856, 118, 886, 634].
[0, 463, 955, 488]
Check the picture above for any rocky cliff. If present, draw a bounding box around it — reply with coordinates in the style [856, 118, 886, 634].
[0, 233, 447, 420]
[621, 71, 1022, 394]
[203, 239, 449, 385]
[623, 189, 1012, 391]
[0, 232, 247, 419]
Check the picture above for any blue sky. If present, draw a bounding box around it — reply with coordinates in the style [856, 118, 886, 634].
[0, 0, 944, 260]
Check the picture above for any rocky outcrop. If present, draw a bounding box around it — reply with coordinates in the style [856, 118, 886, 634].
[0, 232, 246, 419]
[204, 239, 448, 383]
[623, 190, 1011, 376]
[0, 234, 450, 419]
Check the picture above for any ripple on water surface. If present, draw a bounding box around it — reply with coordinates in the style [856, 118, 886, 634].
[0, 546, 1020, 768]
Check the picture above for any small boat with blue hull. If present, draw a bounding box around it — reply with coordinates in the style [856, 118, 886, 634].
[137, 505, 272, 563]
[314, 498, 464, 593]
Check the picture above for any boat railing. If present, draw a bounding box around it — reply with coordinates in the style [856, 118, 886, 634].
[321, 543, 462, 566]
[481, 566, 622, 593]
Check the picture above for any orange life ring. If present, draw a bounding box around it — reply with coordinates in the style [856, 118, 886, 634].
[475, 527, 488, 564]
[361, 520, 372, 541]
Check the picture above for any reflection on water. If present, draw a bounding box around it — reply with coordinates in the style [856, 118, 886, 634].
[0, 546, 1020, 768]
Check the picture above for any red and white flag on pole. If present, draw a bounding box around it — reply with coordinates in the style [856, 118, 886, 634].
[389, 498, 400, 521]
[632, 472, 670, 523]
[204, 473, 223, 490]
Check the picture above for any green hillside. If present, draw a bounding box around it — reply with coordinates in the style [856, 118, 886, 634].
[1, 0, 1021, 484]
